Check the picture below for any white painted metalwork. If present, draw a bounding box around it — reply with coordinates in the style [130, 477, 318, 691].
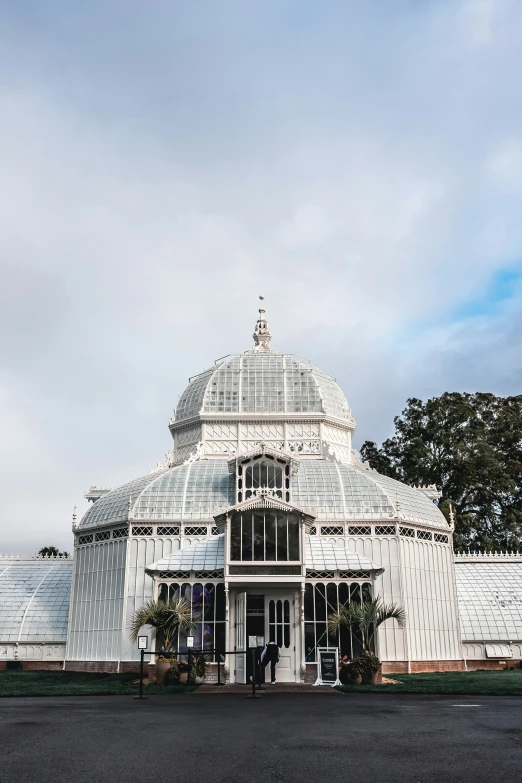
[147, 536, 225, 573]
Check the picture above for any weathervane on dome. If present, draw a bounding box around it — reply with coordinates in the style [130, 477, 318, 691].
[253, 295, 272, 352]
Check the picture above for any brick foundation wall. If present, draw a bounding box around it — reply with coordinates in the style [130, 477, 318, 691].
[465, 659, 521, 671]
[382, 660, 465, 674]
[0, 661, 64, 671]
[64, 661, 141, 674]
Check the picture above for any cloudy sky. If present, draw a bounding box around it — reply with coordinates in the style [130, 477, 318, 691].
[1, 0, 521, 553]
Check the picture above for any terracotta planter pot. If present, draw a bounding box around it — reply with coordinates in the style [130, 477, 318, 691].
[155, 661, 171, 685]
[179, 671, 189, 685]
[349, 675, 362, 685]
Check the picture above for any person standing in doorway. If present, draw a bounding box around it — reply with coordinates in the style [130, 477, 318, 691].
[261, 640, 280, 684]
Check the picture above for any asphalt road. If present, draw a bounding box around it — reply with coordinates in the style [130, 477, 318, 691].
[1, 693, 522, 783]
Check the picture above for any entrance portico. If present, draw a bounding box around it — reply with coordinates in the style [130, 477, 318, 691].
[229, 585, 301, 683]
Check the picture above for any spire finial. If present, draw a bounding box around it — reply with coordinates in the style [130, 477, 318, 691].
[72, 505, 77, 524]
[253, 295, 272, 352]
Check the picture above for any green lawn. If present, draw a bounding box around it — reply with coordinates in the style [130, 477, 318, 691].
[337, 669, 522, 695]
[0, 670, 195, 698]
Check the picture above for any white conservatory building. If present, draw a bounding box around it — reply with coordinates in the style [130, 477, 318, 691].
[2, 303, 522, 677]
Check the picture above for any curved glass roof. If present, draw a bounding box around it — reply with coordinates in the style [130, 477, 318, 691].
[79, 471, 170, 529]
[175, 352, 352, 423]
[0, 559, 72, 642]
[455, 558, 522, 641]
[79, 458, 447, 528]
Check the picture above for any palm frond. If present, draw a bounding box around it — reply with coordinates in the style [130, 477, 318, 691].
[129, 597, 196, 643]
[327, 595, 406, 653]
[129, 599, 168, 641]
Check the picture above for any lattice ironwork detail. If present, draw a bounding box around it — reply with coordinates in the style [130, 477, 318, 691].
[306, 570, 336, 579]
[157, 526, 180, 536]
[375, 526, 395, 536]
[211, 526, 220, 536]
[131, 526, 153, 536]
[348, 526, 371, 536]
[338, 571, 371, 579]
[158, 571, 191, 579]
[417, 530, 433, 541]
[78, 534, 93, 545]
[183, 526, 208, 536]
[94, 531, 110, 542]
[112, 527, 128, 539]
[321, 526, 344, 536]
[399, 526, 415, 537]
[309, 527, 317, 535]
[194, 570, 224, 579]
[434, 533, 449, 543]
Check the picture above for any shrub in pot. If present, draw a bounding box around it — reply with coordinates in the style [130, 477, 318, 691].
[164, 661, 181, 685]
[353, 653, 381, 684]
[194, 654, 206, 685]
[155, 656, 172, 685]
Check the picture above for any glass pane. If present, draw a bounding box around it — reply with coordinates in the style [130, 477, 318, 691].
[283, 601, 290, 648]
[277, 515, 288, 560]
[230, 514, 241, 560]
[305, 622, 316, 662]
[253, 512, 264, 561]
[314, 583, 326, 621]
[265, 511, 276, 560]
[276, 600, 283, 647]
[242, 512, 253, 561]
[192, 583, 204, 621]
[362, 582, 372, 603]
[288, 515, 300, 560]
[159, 583, 168, 602]
[338, 582, 349, 607]
[215, 583, 226, 622]
[350, 583, 361, 604]
[204, 584, 215, 621]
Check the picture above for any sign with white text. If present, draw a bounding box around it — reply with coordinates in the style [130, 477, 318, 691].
[314, 648, 341, 687]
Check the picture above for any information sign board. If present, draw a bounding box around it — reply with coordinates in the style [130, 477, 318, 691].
[186, 636, 194, 648]
[137, 635, 148, 650]
[256, 636, 265, 647]
[248, 635, 257, 649]
[314, 648, 341, 687]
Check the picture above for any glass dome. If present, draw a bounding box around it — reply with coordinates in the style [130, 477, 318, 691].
[77, 459, 449, 529]
[175, 351, 353, 423]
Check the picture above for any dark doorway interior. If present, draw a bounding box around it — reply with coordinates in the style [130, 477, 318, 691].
[246, 594, 264, 682]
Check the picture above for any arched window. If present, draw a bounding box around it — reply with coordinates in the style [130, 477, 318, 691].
[244, 460, 283, 500]
[304, 581, 373, 662]
[236, 453, 291, 503]
[156, 581, 226, 660]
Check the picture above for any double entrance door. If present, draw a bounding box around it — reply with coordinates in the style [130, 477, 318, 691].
[234, 592, 296, 683]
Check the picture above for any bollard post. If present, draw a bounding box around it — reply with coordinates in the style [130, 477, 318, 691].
[247, 648, 261, 699]
[213, 650, 222, 686]
[134, 647, 148, 700]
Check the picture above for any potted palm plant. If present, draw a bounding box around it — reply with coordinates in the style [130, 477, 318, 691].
[129, 597, 195, 684]
[328, 596, 406, 684]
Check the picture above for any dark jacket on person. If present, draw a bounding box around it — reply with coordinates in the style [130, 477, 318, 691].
[261, 641, 280, 663]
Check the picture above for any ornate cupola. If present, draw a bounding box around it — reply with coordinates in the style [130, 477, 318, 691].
[252, 295, 272, 352]
[167, 297, 356, 466]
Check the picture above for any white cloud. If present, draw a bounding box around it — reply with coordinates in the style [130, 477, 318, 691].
[0, 0, 521, 551]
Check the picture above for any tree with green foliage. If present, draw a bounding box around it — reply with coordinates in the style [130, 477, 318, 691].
[38, 546, 70, 557]
[360, 392, 522, 552]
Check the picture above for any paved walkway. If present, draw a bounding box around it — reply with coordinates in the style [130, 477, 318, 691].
[198, 682, 339, 693]
[2, 693, 522, 783]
